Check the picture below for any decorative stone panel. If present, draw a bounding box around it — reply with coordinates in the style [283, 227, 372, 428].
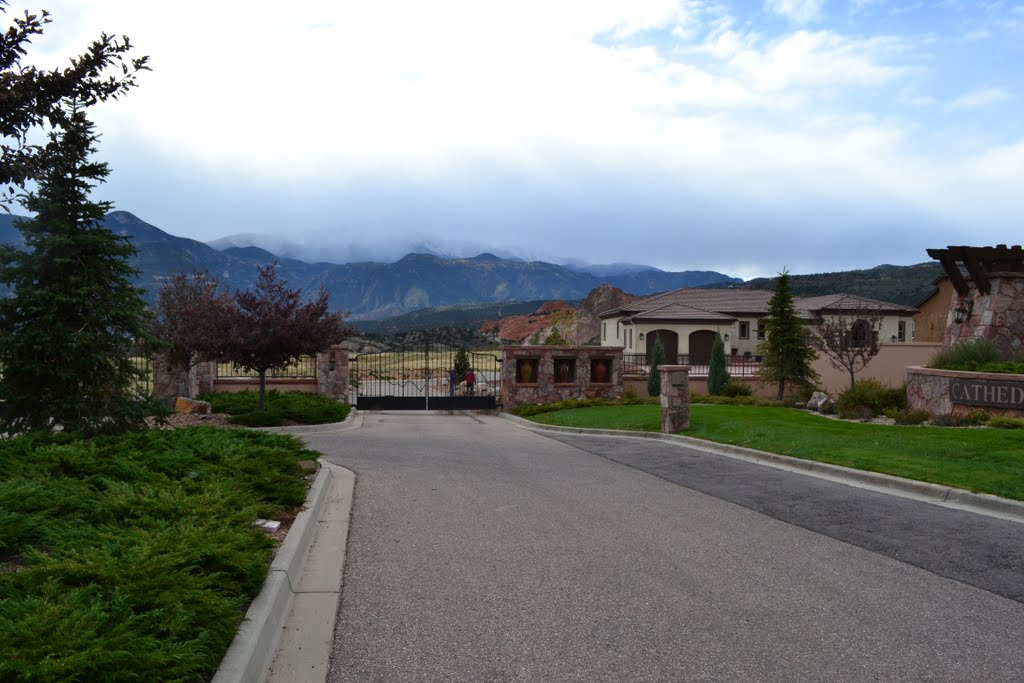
[501, 345, 623, 408]
[906, 366, 1024, 418]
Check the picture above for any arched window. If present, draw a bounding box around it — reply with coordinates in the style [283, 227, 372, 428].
[850, 319, 871, 348]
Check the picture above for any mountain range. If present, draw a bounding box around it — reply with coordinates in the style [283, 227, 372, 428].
[0, 211, 743, 319]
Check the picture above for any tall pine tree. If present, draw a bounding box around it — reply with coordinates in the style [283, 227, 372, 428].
[708, 333, 730, 395]
[0, 109, 154, 434]
[758, 270, 818, 400]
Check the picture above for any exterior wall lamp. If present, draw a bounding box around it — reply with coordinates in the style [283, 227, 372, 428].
[723, 334, 730, 341]
[638, 332, 644, 340]
[953, 298, 974, 324]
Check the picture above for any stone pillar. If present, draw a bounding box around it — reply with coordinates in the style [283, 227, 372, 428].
[193, 360, 217, 396]
[152, 353, 186, 404]
[317, 343, 350, 400]
[659, 364, 691, 432]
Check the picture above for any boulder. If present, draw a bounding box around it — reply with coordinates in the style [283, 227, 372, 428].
[175, 397, 211, 415]
[807, 391, 833, 412]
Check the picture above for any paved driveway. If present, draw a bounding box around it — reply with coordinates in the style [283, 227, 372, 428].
[307, 413, 1024, 682]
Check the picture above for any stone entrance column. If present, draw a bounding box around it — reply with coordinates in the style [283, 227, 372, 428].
[659, 364, 691, 432]
[317, 343, 350, 400]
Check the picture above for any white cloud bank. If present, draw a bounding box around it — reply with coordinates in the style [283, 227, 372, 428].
[19, 0, 1024, 276]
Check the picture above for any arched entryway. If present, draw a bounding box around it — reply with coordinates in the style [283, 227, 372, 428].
[645, 329, 678, 365]
[687, 330, 717, 363]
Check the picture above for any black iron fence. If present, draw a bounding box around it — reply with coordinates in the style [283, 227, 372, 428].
[130, 356, 154, 396]
[622, 353, 762, 376]
[216, 355, 318, 379]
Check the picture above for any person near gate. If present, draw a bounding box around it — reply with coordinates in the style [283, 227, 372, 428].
[449, 367, 458, 397]
[465, 368, 475, 395]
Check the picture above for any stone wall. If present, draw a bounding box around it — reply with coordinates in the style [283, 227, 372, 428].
[907, 366, 1024, 418]
[152, 347, 351, 403]
[947, 273, 1024, 357]
[501, 345, 623, 408]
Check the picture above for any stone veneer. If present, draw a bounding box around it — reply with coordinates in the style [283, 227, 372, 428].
[501, 345, 623, 408]
[906, 365, 1024, 418]
[946, 273, 1024, 357]
[316, 343, 350, 400]
[658, 365, 691, 432]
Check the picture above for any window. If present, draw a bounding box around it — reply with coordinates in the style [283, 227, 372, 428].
[851, 320, 871, 348]
[739, 321, 750, 339]
[756, 320, 766, 340]
[590, 358, 611, 384]
[628, 328, 633, 349]
[515, 358, 539, 383]
[898, 320, 906, 342]
[602, 322, 607, 341]
[554, 358, 576, 383]
[616, 321, 620, 339]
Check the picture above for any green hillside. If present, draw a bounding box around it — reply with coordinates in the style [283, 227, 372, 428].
[354, 300, 550, 334]
[722, 263, 943, 306]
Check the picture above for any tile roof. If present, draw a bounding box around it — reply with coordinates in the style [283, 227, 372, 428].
[600, 288, 917, 319]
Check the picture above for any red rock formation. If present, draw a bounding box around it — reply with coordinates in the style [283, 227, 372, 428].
[481, 285, 640, 344]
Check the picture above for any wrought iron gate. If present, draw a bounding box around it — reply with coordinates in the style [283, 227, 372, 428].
[351, 343, 501, 410]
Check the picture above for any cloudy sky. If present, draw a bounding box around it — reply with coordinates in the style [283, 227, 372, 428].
[21, 0, 1024, 279]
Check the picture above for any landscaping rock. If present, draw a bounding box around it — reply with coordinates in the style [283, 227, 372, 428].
[807, 391, 834, 412]
[298, 460, 319, 475]
[175, 397, 212, 415]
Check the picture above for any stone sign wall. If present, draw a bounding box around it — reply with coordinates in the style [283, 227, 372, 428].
[907, 366, 1024, 418]
[945, 273, 1024, 358]
[501, 345, 623, 408]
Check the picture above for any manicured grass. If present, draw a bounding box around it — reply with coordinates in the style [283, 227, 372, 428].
[199, 390, 351, 426]
[529, 404, 1024, 501]
[0, 427, 316, 681]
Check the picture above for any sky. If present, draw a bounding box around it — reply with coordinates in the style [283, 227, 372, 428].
[17, 0, 1024, 279]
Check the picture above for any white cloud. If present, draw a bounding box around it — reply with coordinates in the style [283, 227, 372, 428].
[763, 0, 825, 24]
[947, 87, 1012, 110]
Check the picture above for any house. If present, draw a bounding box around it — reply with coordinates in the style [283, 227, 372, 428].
[598, 288, 918, 365]
[912, 276, 955, 343]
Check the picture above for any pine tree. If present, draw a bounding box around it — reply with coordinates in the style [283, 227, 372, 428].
[453, 348, 470, 382]
[758, 270, 819, 400]
[0, 110, 155, 434]
[647, 336, 665, 397]
[708, 333, 731, 395]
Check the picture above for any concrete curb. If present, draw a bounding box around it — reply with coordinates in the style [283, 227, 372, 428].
[212, 460, 356, 683]
[500, 413, 1024, 524]
[255, 408, 362, 435]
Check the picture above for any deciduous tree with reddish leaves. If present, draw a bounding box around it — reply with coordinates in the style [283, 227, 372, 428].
[150, 272, 234, 396]
[224, 263, 349, 411]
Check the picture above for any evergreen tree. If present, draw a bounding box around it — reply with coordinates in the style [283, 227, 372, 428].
[708, 333, 731, 395]
[647, 336, 664, 397]
[0, 110, 155, 434]
[453, 348, 470, 382]
[543, 327, 568, 345]
[758, 270, 819, 400]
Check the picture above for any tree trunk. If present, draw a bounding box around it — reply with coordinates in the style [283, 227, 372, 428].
[259, 370, 267, 411]
[777, 378, 785, 401]
[849, 368, 856, 389]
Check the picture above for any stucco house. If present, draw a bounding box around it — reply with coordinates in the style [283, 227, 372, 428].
[598, 288, 918, 366]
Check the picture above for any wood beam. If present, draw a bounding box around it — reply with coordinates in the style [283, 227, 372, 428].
[964, 251, 991, 295]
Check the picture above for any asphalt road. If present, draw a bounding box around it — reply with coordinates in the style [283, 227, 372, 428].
[309, 413, 1024, 682]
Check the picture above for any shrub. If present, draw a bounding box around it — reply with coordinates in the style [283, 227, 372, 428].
[835, 379, 906, 420]
[708, 334, 730, 395]
[929, 338, 1002, 370]
[888, 408, 931, 425]
[930, 413, 976, 427]
[964, 409, 992, 425]
[988, 416, 1024, 429]
[199, 391, 350, 425]
[621, 386, 643, 405]
[719, 382, 753, 398]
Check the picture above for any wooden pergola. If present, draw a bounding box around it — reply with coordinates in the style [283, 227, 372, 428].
[926, 245, 1024, 297]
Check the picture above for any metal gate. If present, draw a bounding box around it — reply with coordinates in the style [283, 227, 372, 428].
[351, 343, 501, 410]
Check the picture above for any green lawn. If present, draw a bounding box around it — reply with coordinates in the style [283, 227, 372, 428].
[529, 405, 1024, 501]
